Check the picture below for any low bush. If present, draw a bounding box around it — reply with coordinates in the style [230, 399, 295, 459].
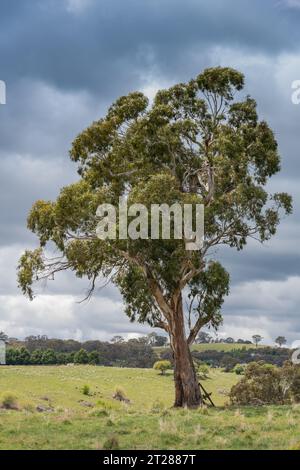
[81, 384, 91, 396]
[0, 392, 19, 410]
[230, 361, 300, 405]
[197, 363, 210, 379]
[233, 364, 246, 375]
[153, 360, 171, 375]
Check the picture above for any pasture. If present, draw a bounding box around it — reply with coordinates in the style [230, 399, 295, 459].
[154, 342, 258, 355]
[0, 365, 299, 450]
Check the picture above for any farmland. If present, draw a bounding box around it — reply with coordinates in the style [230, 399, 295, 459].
[154, 342, 258, 355]
[0, 365, 299, 450]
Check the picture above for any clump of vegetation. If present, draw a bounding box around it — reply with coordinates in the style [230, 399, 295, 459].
[197, 363, 210, 380]
[89, 409, 109, 418]
[81, 384, 91, 396]
[74, 349, 89, 364]
[233, 364, 246, 375]
[281, 362, 300, 403]
[102, 435, 120, 450]
[22, 401, 35, 413]
[0, 392, 19, 410]
[96, 398, 120, 411]
[112, 386, 130, 403]
[230, 361, 300, 405]
[230, 362, 284, 405]
[153, 360, 171, 376]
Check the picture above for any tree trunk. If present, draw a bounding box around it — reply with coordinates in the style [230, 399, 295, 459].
[169, 295, 202, 408]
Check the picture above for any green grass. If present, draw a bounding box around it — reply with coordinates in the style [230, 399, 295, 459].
[0, 365, 299, 450]
[155, 342, 258, 354]
[190, 343, 258, 352]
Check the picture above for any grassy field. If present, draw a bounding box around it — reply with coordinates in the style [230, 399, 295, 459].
[190, 343, 257, 352]
[0, 365, 299, 450]
[155, 342, 258, 355]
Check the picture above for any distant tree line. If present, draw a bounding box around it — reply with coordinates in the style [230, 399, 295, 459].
[161, 347, 291, 370]
[195, 332, 253, 344]
[5, 337, 157, 368]
[2, 330, 290, 369]
[194, 332, 288, 348]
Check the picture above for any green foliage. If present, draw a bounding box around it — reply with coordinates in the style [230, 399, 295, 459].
[153, 360, 171, 375]
[81, 385, 91, 396]
[6, 339, 156, 368]
[17, 66, 291, 335]
[281, 361, 300, 403]
[230, 361, 300, 406]
[230, 362, 284, 405]
[30, 349, 44, 364]
[42, 349, 57, 365]
[197, 363, 210, 379]
[233, 364, 246, 375]
[17, 249, 44, 300]
[74, 349, 89, 364]
[88, 350, 100, 365]
[7, 347, 31, 365]
[17, 67, 292, 407]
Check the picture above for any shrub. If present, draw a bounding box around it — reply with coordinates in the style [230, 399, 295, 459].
[233, 364, 246, 375]
[230, 362, 285, 406]
[81, 384, 91, 396]
[31, 349, 43, 364]
[153, 360, 171, 375]
[74, 348, 89, 364]
[42, 349, 57, 365]
[221, 355, 239, 372]
[18, 347, 31, 365]
[197, 363, 210, 379]
[281, 361, 300, 403]
[231, 361, 300, 406]
[96, 399, 118, 411]
[88, 351, 100, 365]
[0, 392, 19, 410]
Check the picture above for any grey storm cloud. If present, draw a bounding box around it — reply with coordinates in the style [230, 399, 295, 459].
[0, 0, 299, 341]
[0, 0, 299, 93]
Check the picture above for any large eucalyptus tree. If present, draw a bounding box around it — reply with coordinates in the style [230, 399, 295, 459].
[18, 67, 292, 408]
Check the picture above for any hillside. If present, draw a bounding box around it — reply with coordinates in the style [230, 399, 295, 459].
[191, 343, 258, 352]
[155, 342, 259, 355]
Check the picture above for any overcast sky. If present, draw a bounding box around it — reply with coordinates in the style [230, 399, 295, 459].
[0, 0, 300, 344]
